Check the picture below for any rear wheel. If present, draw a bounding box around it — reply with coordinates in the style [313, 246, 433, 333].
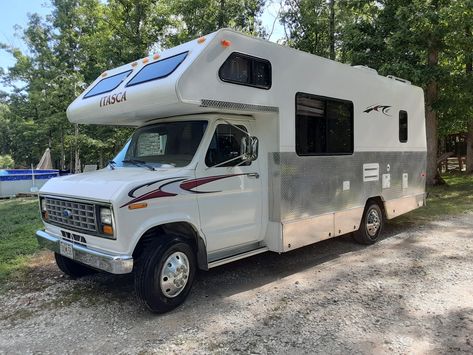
[353, 202, 384, 245]
[54, 253, 97, 278]
[134, 238, 196, 313]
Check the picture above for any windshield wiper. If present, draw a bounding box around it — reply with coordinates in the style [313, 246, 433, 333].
[108, 160, 116, 170]
[122, 159, 156, 171]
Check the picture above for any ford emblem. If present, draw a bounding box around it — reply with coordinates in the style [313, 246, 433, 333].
[63, 209, 72, 218]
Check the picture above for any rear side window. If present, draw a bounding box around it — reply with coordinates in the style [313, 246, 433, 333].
[126, 52, 188, 87]
[399, 110, 408, 143]
[83, 70, 132, 98]
[296, 92, 354, 155]
[219, 52, 271, 89]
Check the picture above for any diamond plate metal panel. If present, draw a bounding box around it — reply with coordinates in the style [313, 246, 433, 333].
[268, 151, 426, 222]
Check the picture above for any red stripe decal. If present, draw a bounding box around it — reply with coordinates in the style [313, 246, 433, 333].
[121, 174, 248, 208]
[179, 174, 245, 192]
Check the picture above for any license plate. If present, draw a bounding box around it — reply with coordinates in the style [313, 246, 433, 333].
[59, 241, 74, 259]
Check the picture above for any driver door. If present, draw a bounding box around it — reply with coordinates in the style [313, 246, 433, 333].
[194, 120, 262, 254]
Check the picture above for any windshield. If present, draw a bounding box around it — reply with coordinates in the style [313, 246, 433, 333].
[113, 121, 208, 168]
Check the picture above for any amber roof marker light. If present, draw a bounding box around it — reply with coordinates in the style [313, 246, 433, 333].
[221, 39, 232, 48]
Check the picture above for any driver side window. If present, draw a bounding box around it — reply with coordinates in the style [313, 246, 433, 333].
[205, 124, 251, 167]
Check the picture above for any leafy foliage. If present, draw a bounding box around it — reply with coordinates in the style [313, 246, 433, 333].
[0, 154, 14, 168]
[0, 0, 263, 170]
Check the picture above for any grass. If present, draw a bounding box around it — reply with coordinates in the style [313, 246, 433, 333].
[393, 173, 473, 225]
[0, 197, 43, 283]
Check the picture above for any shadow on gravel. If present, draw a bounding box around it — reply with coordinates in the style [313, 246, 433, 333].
[43, 219, 416, 312]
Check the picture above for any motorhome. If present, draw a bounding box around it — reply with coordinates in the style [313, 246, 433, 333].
[36, 29, 427, 313]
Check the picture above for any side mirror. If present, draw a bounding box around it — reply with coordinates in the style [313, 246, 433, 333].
[241, 136, 259, 161]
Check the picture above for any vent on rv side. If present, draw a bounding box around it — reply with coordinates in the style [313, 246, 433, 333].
[83, 70, 132, 99]
[219, 52, 271, 89]
[363, 163, 380, 182]
[126, 52, 188, 87]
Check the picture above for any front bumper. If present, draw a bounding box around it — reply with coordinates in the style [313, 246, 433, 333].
[36, 230, 133, 274]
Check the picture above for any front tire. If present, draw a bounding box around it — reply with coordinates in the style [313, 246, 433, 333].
[54, 253, 97, 278]
[134, 238, 196, 313]
[353, 202, 384, 245]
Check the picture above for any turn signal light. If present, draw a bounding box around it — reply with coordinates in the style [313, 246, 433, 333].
[197, 36, 206, 44]
[142, 57, 149, 64]
[103, 225, 114, 235]
[42, 211, 49, 220]
[221, 39, 231, 47]
[153, 53, 160, 60]
[101, 72, 108, 77]
[128, 202, 148, 210]
[131, 61, 138, 67]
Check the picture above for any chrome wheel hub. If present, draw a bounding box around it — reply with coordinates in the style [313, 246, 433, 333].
[160, 251, 190, 298]
[366, 209, 381, 237]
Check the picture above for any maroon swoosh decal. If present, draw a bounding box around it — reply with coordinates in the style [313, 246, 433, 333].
[121, 174, 251, 208]
[121, 189, 176, 208]
[180, 174, 246, 193]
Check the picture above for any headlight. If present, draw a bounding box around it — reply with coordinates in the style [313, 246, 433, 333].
[100, 207, 113, 225]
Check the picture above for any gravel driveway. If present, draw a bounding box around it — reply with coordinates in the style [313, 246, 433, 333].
[1, 213, 473, 354]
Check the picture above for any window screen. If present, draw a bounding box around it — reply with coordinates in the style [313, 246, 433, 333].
[126, 52, 188, 87]
[83, 70, 132, 98]
[399, 110, 408, 143]
[219, 53, 271, 89]
[296, 93, 353, 155]
[205, 124, 251, 167]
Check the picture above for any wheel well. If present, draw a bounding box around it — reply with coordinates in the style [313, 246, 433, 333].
[132, 222, 208, 270]
[365, 196, 386, 218]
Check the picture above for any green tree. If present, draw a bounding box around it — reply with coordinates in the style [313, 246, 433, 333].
[169, 0, 265, 45]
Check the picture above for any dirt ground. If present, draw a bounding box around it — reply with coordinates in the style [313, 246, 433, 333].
[1, 213, 473, 355]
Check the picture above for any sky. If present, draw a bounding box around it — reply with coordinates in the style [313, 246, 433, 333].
[0, 0, 285, 92]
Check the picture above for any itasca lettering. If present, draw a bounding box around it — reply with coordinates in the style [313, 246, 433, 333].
[99, 91, 127, 107]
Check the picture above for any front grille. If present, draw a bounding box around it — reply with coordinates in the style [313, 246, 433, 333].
[45, 198, 97, 233]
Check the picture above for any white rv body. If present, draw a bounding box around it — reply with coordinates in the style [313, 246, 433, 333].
[37, 29, 426, 308]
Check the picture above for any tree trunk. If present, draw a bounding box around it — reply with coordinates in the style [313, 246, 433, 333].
[60, 127, 65, 170]
[467, 122, 473, 174]
[74, 123, 81, 173]
[425, 48, 439, 186]
[329, 0, 335, 60]
[218, 0, 226, 28]
[99, 150, 104, 169]
[465, 26, 473, 174]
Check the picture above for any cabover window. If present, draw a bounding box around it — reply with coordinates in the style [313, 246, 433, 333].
[219, 52, 271, 89]
[296, 93, 354, 155]
[83, 70, 132, 99]
[126, 52, 188, 87]
[399, 110, 408, 143]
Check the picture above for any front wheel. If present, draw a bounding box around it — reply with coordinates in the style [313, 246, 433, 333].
[353, 202, 384, 245]
[134, 239, 196, 313]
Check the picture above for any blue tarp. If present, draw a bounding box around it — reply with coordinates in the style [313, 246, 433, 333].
[0, 169, 59, 181]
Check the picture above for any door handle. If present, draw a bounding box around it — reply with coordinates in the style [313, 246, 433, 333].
[247, 173, 260, 179]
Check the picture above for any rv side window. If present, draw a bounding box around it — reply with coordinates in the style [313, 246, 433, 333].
[399, 110, 408, 143]
[83, 70, 132, 98]
[126, 52, 188, 87]
[205, 124, 251, 167]
[219, 53, 271, 89]
[295, 93, 353, 155]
